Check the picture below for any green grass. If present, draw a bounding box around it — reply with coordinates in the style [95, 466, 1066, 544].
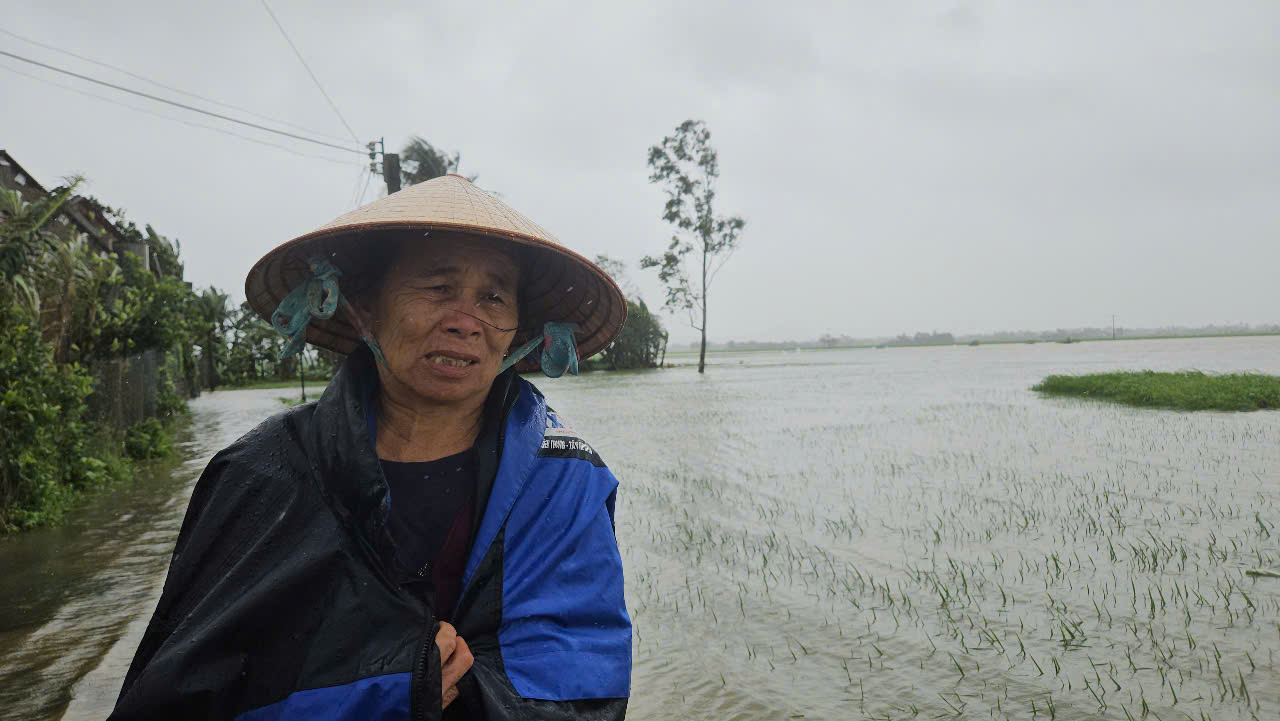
[1032, 370, 1280, 411]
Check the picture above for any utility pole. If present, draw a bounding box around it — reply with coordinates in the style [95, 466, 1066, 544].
[367, 138, 401, 195]
[383, 152, 400, 194]
[1112, 315, 1116, 340]
[299, 349, 306, 403]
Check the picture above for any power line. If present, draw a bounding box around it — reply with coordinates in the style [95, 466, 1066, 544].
[258, 0, 360, 145]
[354, 170, 374, 209]
[348, 169, 373, 211]
[0, 49, 364, 155]
[347, 166, 369, 209]
[0, 60, 363, 167]
[0, 26, 354, 145]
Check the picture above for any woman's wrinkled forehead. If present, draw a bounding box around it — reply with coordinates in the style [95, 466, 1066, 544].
[392, 232, 521, 290]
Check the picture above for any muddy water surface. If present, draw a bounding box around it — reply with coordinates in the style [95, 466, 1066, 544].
[560, 338, 1280, 720]
[0, 389, 287, 721]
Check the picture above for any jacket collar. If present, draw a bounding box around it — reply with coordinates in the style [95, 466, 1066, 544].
[462, 377, 548, 588]
[309, 345, 520, 583]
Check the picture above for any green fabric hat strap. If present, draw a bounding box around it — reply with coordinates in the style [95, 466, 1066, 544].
[499, 322, 579, 378]
[270, 257, 387, 366]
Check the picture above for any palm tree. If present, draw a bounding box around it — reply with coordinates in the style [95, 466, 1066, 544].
[194, 287, 230, 390]
[38, 230, 98, 363]
[400, 136, 475, 187]
[0, 178, 82, 313]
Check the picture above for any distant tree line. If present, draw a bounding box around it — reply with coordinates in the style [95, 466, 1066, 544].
[668, 322, 1280, 352]
[957, 323, 1280, 344]
[887, 332, 955, 347]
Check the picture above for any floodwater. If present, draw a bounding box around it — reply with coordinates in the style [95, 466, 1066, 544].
[2, 337, 1278, 720]
[0, 389, 290, 721]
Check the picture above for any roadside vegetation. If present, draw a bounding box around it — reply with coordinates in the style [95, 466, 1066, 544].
[0, 181, 199, 532]
[192, 292, 341, 391]
[1032, 370, 1280, 411]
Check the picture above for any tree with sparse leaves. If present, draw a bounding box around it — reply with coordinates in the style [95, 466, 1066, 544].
[641, 120, 745, 373]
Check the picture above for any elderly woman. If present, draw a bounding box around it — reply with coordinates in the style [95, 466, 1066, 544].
[109, 176, 632, 721]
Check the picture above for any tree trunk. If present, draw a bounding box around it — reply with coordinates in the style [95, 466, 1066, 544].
[698, 233, 708, 373]
[698, 323, 706, 373]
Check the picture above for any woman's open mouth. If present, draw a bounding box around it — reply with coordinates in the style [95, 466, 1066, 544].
[427, 354, 477, 368]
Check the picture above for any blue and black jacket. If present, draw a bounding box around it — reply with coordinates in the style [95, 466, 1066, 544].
[109, 347, 631, 720]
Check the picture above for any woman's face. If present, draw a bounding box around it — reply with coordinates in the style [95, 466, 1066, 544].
[365, 235, 520, 409]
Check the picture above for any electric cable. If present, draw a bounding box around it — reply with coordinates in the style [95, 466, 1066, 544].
[0, 26, 354, 145]
[0, 60, 363, 167]
[258, 0, 360, 145]
[354, 169, 374, 209]
[0, 49, 364, 155]
[347, 166, 370, 209]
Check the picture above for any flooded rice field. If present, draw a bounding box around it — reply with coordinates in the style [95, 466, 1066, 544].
[558, 338, 1280, 720]
[2, 336, 1278, 720]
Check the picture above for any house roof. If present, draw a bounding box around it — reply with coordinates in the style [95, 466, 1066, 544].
[1, 148, 122, 254]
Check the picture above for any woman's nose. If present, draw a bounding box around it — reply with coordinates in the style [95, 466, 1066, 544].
[442, 304, 485, 336]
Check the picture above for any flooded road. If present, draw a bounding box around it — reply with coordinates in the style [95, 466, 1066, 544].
[2, 337, 1278, 720]
[0, 389, 289, 721]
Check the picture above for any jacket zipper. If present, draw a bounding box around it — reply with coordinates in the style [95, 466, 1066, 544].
[411, 372, 514, 718]
[412, 612, 437, 721]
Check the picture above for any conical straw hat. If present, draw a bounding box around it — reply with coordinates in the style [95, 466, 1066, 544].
[245, 175, 627, 364]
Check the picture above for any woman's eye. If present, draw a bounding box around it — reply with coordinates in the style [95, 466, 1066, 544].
[483, 293, 507, 305]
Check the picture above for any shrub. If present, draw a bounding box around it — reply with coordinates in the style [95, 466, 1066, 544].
[600, 299, 667, 370]
[124, 418, 172, 460]
[156, 366, 188, 419]
[0, 305, 95, 530]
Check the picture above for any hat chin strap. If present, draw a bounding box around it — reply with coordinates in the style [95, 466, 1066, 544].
[499, 322, 580, 378]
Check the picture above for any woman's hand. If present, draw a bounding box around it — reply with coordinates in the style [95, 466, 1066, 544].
[435, 622, 474, 709]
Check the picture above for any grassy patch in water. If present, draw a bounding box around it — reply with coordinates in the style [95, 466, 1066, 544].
[1032, 370, 1280, 411]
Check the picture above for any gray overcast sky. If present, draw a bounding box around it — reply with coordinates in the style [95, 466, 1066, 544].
[3, 1, 1277, 344]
